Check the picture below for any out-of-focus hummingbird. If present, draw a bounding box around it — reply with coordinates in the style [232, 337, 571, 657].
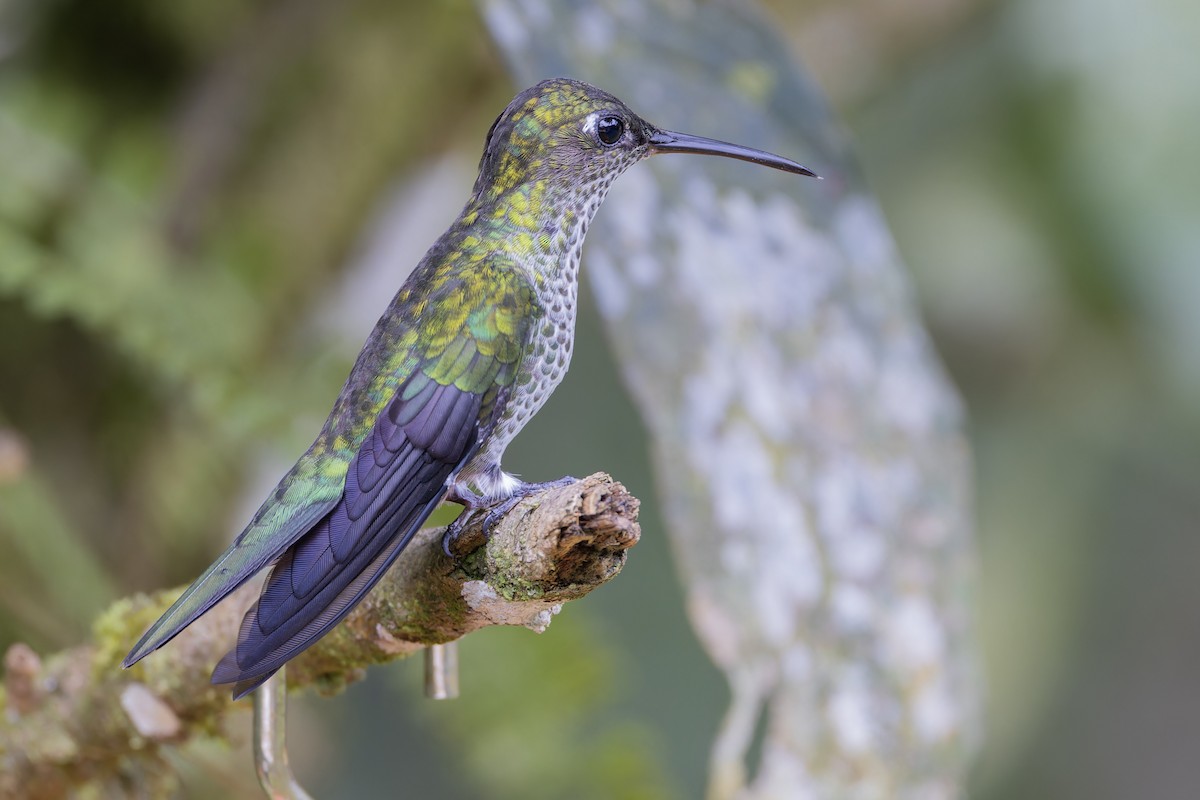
[123, 78, 817, 698]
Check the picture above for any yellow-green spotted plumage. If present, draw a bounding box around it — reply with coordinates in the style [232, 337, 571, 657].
[124, 78, 815, 697]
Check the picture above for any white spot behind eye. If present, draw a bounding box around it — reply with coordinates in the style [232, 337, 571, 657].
[582, 112, 598, 137]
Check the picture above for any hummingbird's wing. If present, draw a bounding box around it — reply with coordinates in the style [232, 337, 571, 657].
[210, 263, 534, 697]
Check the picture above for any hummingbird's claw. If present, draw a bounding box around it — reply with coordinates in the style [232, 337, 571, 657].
[441, 476, 581, 558]
[442, 509, 482, 557]
[479, 475, 580, 535]
[480, 493, 525, 537]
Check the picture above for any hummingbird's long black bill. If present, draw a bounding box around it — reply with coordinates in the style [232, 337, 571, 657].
[649, 130, 818, 178]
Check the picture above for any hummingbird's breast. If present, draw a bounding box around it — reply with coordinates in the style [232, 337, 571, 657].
[460, 173, 615, 497]
[495, 248, 579, 439]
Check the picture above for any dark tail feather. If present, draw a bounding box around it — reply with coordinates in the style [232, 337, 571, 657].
[230, 672, 274, 700]
[212, 486, 447, 697]
[122, 498, 338, 668]
[212, 376, 488, 697]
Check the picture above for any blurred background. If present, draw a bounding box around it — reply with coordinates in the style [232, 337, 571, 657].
[0, 0, 1197, 797]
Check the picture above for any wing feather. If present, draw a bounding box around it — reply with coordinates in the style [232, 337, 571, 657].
[212, 380, 474, 696]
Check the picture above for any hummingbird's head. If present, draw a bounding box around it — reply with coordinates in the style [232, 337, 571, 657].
[472, 78, 816, 201]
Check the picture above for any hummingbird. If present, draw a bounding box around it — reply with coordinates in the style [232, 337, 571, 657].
[123, 78, 817, 698]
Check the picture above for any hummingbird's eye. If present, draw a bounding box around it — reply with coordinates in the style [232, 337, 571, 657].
[596, 116, 625, 146]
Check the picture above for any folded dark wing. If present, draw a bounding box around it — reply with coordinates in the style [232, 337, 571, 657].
[212, 375, 485, 697]
[211, 258, 536, 697]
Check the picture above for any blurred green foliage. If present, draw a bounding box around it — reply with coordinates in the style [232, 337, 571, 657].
[1, 0, 1198, 798]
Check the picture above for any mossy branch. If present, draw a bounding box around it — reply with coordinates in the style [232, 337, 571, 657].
[0, 473, 639, 800]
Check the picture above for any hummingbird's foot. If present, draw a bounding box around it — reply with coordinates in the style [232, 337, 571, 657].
[441, 476, 579, 557]
[442, 483, 485, 556]
[479, 476, 579, 535]
[442, 506, 483, 557]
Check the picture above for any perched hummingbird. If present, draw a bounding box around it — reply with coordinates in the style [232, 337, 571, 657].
[123, 78, 816, 698]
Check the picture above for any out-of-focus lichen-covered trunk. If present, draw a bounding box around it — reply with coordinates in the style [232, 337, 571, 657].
[478, 1, 980, 797]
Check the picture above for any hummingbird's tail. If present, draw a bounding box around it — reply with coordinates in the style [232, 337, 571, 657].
[212, 379, 485, 698]
[122, 495, 340, 669]
[212, 482, 449, 699]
